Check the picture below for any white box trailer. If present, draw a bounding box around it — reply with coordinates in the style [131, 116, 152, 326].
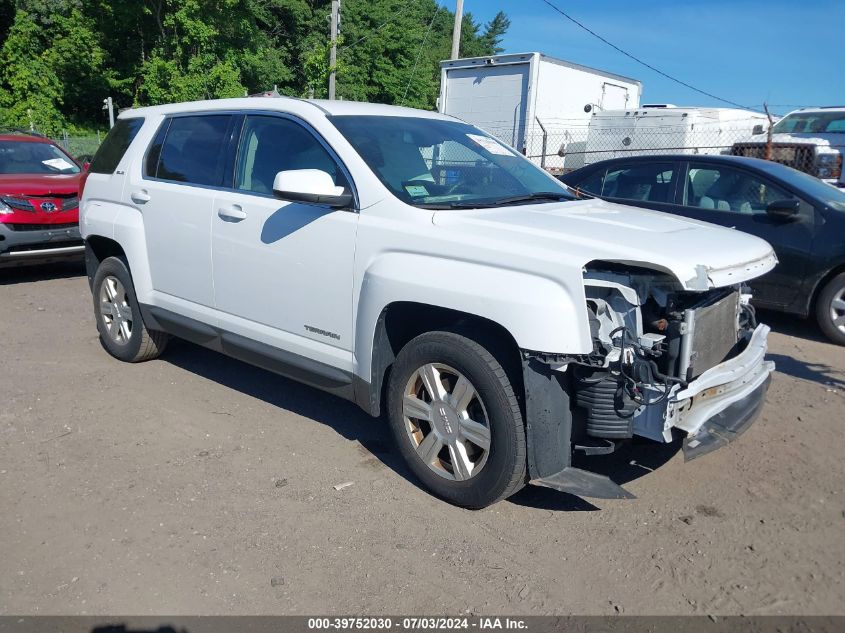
[581, 105, 771, 166]
[438, 52, 642, 171]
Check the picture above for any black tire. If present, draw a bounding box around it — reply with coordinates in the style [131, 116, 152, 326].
[815, 272, 845, 346]
[92, 256, 169, 362]
[387, 330, 526, 509]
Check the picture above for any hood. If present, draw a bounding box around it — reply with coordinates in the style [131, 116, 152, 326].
[743, 132, 841, 149]
[432, 198, 777, 291]
[0, 173, 82, 197]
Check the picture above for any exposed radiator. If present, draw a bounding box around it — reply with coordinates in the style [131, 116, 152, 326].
[680, 290, 740, 380]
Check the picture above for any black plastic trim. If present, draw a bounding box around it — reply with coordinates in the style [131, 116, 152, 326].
[522, 355, 573, 479]
[140, 304, 354, 398]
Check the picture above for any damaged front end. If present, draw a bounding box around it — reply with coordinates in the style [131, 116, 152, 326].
[522, 263, 775, 500]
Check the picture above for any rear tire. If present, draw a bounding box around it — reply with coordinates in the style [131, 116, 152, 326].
[815, 272, 845, 346]
[92, 256, 169, 362]
[387, 330, 526, 508]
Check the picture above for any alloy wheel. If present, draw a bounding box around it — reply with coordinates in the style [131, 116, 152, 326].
[402, 363, 492, 481]
[98, 275, 133, 345]
[830, 287, 845, 335]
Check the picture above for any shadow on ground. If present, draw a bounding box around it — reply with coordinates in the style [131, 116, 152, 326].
[0, 260, 85, 285]
[768, 353, 845, 390]
[166, 339, 680, 512]
[757, 308, 827, 344]
[508, 437, 682, 511]
[755, 310, 844, 388]
[162, 339, 416, 487]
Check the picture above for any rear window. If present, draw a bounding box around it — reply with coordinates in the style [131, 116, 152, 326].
[148, 115, 233, 186]
[602, 163, 676, 202]
[89, 118, 144, 174]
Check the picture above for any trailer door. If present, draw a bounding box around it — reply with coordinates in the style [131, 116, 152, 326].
[600, 83, 630, 110]
[442, 64, 529, 150]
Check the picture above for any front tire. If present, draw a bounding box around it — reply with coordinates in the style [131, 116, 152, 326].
[816, 272, 845, 346]
[92, 256, 169, 362]
[387, 331, 526, 508]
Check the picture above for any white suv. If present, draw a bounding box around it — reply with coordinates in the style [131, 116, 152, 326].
[81, 97, 777, 508]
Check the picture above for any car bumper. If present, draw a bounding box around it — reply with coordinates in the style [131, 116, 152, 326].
[0, 222, 83, 266]
[669, 323, 775, 459]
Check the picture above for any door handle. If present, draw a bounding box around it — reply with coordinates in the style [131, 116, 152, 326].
[130, 190, 150, 204]
[218, 204, 247, 221]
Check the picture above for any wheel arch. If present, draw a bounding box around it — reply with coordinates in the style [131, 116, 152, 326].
[84, 235, 126, 289]
[84, 203, 153, 303]
[355, 301, 524, 418]
[808, 262, 845, 314]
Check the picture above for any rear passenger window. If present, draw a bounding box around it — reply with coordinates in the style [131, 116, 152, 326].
[89, 118, 144, 174]
[152, 115, 232, 186]
[234, 115, 346, 195]
[602, 163, 675, 203]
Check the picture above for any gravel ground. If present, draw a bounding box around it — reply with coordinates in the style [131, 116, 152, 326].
[1, 262, 843, 615]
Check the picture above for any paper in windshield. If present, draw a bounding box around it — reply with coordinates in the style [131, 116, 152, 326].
[466, 134, 513, 156]
[42, 158, 75, 171]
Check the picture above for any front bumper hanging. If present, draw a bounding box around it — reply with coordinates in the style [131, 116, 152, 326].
[522, 323, 775, 500]
[670, 323, 775, 459]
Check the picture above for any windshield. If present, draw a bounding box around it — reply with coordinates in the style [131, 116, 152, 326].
[0, 140, 80, 174]
[330, 115, 573, 209]
[772, 112, 845, 135]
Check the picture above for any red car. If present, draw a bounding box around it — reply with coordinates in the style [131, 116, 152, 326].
[0, 131, 84, 267]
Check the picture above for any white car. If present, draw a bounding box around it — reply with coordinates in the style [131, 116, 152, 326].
[80, 98, 777, 508]
[732, 106, 845, 188]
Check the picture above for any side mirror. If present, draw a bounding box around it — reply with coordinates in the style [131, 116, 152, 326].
[82, 162, 90, 171]
[766, 199, 800, 220]
[752, 124, 765, 135]
[272, 169, 352, 208]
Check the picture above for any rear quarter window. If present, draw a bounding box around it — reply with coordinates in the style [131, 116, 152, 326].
[89, 118, 145, 174]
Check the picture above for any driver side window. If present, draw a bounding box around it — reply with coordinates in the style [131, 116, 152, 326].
[235, 116, 347, 195]
[684, 164, 795, 215]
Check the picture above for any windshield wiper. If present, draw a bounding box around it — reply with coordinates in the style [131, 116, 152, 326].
[483, 192, 574, 206]
[413, 192, 573, 210]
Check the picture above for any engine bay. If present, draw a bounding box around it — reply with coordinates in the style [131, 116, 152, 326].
[558, 264, 758, 448]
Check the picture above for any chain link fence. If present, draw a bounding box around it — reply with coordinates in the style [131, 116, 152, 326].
[51, 131, 104, 161]
[482, 115, 842, 181]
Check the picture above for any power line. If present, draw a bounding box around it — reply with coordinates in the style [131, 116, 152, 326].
[401, 1, 442, 104]
[537, 0, 754, 111]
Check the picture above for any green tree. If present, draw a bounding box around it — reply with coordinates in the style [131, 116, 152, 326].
[477, 11, 510, 55]
[0, 0, 510, 131]
[0, 10, 64, 134]
[330, 0, 508, 109]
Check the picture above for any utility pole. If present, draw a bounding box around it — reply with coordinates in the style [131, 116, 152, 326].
[103, 97, 114, 128]
[451, 0, 463, 59]
[329, 0, 340, 100]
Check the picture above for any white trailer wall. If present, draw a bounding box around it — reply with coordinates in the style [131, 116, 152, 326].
[525, 55, 641, 171]
[582, 108, 770, 165]
[438, 63, 530, 148]
[439, 53, 642, 173]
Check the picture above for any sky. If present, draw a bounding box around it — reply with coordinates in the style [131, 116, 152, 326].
[467, 0, 842, 116]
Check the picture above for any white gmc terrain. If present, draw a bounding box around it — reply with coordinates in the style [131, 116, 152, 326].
[80, 98, 777, 508]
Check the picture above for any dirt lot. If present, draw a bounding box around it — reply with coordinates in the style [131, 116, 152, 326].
[1, 262, 843, 616]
